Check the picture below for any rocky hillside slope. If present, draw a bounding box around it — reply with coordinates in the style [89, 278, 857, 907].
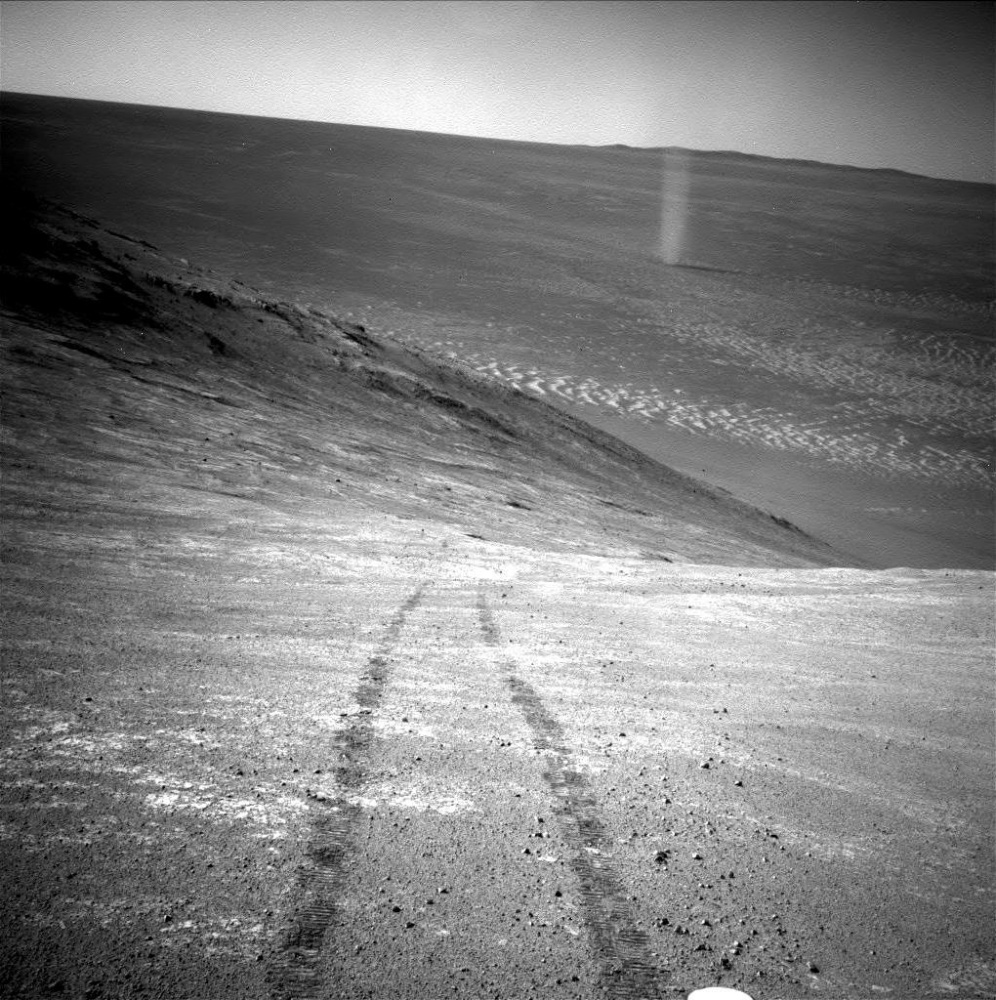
[1, 190, 846, 568]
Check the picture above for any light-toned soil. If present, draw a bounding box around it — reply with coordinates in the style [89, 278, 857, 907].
[3, 516, 993, 998]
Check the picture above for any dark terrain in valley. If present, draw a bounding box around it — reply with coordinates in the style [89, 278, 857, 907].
[1, 93, 993, 1000]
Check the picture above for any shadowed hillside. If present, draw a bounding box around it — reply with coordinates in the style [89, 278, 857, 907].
[1, 191, 844, 568]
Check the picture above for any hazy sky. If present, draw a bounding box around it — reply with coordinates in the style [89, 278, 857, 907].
[2, 0, 993, 182]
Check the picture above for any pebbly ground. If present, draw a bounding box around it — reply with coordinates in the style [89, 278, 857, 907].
[2, 512, 992, 999]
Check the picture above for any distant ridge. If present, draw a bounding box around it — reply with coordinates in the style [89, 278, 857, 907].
[3, 89, 987, 187]
[597, 140, 987, 185]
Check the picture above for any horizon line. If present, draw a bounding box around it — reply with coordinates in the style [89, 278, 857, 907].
[3, 88, 992, 187]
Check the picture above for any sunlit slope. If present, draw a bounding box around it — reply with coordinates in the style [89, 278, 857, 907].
[3, 92, 992, 567]
[1, 193, 845, 567]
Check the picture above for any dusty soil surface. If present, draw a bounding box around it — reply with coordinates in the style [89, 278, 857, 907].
[1, 155, 993, 997]
[3, 520, 993, 999]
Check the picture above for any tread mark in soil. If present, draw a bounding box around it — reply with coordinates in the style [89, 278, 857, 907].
[477, 592, 669, 999]
[267, 584, 426, 999]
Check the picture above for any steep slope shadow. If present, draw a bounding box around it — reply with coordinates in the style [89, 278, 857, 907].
[0, 190, 850, 568]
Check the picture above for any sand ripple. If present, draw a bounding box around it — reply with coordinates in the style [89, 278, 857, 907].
[451, 340, 991, 487]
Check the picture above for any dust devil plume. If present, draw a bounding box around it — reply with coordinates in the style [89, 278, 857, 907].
[660, 148, 692, 266]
